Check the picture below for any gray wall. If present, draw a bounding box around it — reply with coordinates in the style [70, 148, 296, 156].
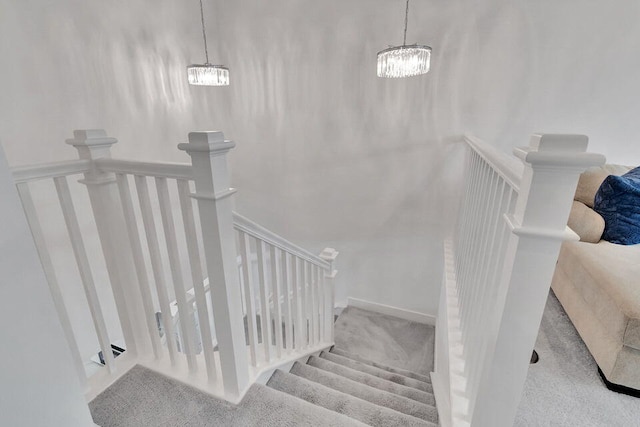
[1, 0, 639, 319]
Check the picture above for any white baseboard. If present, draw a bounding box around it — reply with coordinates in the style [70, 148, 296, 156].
[346, 297, 436, 325]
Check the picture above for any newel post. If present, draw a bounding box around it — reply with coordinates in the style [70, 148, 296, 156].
[320, 248, 339, 343]
[470, 135, 605, 427]
[66, 130, 153, 359]
[178, 131, 249, 399]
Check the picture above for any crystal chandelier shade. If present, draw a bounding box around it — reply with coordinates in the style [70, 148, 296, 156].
[188, 0, 229, 86]
[377, 45, 431, 78]
[377, 0, 431, 78]
[187, 64, 229, 86]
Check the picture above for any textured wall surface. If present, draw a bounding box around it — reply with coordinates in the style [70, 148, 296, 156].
[1, 0, 640, 321]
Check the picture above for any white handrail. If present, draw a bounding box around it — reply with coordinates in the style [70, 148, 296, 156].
[463, 134, 523, 193]
[11, 159, 91, 183]
[96, 158, 193, 180]
[95, 158, 330, 271]
[233, 212, 330, 270]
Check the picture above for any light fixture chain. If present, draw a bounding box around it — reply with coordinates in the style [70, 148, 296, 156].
[199, 0, 210, 64]
[403, 0, 410, 46]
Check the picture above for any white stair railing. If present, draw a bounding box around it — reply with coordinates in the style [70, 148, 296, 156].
[11, 129, 338, 404]
[433, 134, 605, 427]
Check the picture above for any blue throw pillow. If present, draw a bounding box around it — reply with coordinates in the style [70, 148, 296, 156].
[594, 166, 640, 245]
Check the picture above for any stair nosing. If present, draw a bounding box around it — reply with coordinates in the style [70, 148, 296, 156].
[307, 355, 435, 406]
[330, 346, 432, 384]
[290, 361, 438, 423]
[267, 369, 435, 427]
[320, 351, 432, 392]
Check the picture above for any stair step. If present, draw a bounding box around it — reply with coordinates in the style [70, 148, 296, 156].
[307, 355, 435, 406]
[267, 370, 435, 427]
[247, 383, 368, 426]
[330, 347, 431, 384]
[320, 351, 432, 393]
[290, 362, 438, 424]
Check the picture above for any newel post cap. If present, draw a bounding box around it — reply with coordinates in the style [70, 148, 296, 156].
[65, 129, 118, 148]
[320, 248, 339, 262]
[513, 134, 605, 170]
[178, 131, 236, 155]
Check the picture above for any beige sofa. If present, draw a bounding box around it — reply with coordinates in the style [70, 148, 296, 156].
[551, 164, 640, 392]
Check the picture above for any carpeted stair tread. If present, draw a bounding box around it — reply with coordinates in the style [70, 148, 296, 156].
[89, 365, 366, 427]
[307, 355, 435, 406]
[290, 361, 438, 423]
[267, 369, 435, 427]
[320, 351, 432, 392]
[330, 347, 431, 384]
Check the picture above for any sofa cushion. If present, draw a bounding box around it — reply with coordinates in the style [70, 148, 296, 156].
[594, 166, 640, 245]
[575, 167, 610, 207]
[567, 201, 605, 243]
[558, 240, 640, 350]
[575, 165, 632, 208]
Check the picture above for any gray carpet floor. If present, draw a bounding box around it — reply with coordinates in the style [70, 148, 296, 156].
[515, 291, 640, 426]
[333, 306, 435, 375]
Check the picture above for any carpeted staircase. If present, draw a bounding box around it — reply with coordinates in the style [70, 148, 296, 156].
[90, 306, 437, 426]
[266, 347, 438, 426]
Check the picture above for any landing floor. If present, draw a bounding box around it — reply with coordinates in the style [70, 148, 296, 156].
[515, 292, 640, 426]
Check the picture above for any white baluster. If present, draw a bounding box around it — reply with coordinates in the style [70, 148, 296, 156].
[291, 256, 302, 349]
[320, 248, 339, 343]
[155, 177, 198, 373]
[134, 175, 179, 365]
[256, 239, 272, 362]
[67, 130, 152, 358]
[115, 173, 163, 360]
[237, 231, 259, 367]
[270, 245, 283, 357]
[300, 260, 309, 348]
[315, 265, 324, 343]
[177, 179, 218, 380]
[54, 176, 115, 373]
[17, 182, 87, 388]
[307, 262, 318, 345]
[281, 251, 294, 353]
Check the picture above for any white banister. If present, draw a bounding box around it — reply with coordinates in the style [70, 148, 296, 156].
[434, 134, 605, 427]
[470, 135, 604, 426]
[463, 134, 523, 192]
[178, 131, 249, 400]
[97, 158, 193, 180]
[67, 130, 153, 360]
[12, 127, 339, 406]
[11, 159, 91, 184]
[233, 212, 330, 270]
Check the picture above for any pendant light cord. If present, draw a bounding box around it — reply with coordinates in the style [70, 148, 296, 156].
[199, 0, 210, 64]
[403, 0, 410, 46]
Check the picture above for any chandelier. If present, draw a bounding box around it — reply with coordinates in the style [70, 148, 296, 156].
[187, 0, 229, 86]
[377, 0, 431, 78]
